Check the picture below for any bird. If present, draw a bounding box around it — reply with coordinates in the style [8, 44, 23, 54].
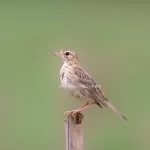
[51, 49, 127, 120]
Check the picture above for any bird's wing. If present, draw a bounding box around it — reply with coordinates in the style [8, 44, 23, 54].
[73, 66, 128, 120]
[73, 66, 108, 107]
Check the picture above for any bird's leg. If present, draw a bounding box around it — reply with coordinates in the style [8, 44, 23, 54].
[64, 103, 90, 115]
[77, 103, 90, 111]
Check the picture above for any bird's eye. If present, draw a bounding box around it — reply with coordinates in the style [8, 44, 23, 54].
[65, 52, 70, 56]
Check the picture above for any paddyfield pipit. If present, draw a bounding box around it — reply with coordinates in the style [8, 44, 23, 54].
[51, 49, 127, 120]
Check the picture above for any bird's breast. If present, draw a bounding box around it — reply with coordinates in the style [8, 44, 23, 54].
[60, 65, 73, 89]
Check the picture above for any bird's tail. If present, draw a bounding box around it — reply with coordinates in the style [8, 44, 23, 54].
[104, 100, 128, 121]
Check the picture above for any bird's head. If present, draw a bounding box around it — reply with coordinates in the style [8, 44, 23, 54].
[51, 49, 79, 64]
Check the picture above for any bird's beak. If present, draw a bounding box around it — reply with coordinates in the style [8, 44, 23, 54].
[50, 52, 60, 56]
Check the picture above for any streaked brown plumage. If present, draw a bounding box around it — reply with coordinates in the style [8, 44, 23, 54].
[51, 49, 127, 120]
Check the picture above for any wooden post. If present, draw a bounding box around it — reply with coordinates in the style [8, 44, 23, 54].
[65, 112, 84, 150]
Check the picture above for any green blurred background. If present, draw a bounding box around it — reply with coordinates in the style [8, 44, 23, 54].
[0, 2, 150, 150]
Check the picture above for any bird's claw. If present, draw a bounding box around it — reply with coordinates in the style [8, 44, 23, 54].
[64, 110, 79, 116]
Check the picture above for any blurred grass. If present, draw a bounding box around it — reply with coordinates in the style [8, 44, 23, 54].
[0, 3, 150, 150]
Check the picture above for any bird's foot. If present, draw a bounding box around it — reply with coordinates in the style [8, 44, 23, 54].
[64, 109, 80, 116]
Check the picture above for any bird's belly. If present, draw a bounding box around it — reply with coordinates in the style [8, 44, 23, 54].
[71, 88, 94, 103]
[60, 73, 94, 103]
